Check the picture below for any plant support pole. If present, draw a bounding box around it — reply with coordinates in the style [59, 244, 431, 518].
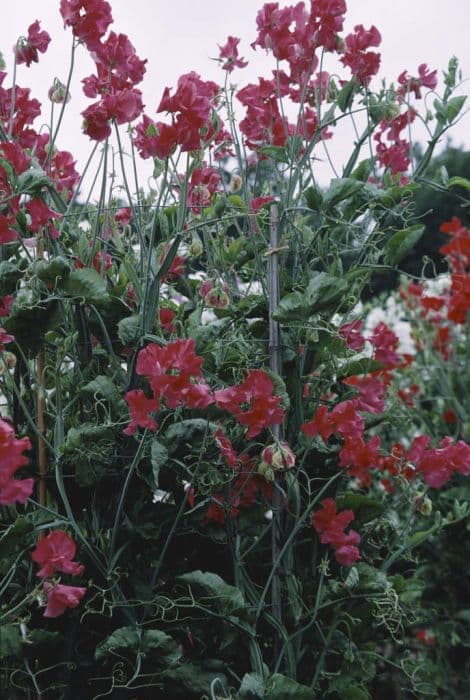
[268, 204, 283, 644]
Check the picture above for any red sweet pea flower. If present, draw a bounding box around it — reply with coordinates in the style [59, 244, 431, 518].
[302, 404, 335, 442]
[60, 0, 113, 51]
[31, 530, 85, 578]
[218, 36, 248, 73]
[0, 419, 33, 506]
[339, 319, 365, 351]
[341, 24, 381, 85]
[14, 21, 51, 67]
[312, 498, 361, 566]
[343, 375, 385, 414]
[215, 369, 284, 439]
[43, 582, 87, 618]
[123, 390, 159, 436]
[398, 64, 438, 100]
[0, 214, 18, 244]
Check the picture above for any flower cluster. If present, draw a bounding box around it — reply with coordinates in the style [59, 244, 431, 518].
[215, 369, 285, 439]
[14, 20, 51, 67]
[0, 418, 33, 506]
[124, 338, 213, 435]
[135, 72, 221, 158]
[31, 530, 87, 617]
[312, 498, 361, 566]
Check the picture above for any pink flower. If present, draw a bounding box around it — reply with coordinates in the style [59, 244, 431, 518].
[14, 21, 51, 67]
[43, 582, 87, 618]
[218, 36, 248, 73]
[0, 419, 33, 506]
[123, 390, 159, 436]
[60, 0, 113, 51]
[339, 319, 365, 351]
[31, 530, 84, 578]
[312, 498, 361, 566]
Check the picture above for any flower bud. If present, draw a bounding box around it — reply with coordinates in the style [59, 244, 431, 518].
[260, 441, 295, 472]
[230, 174, 242, 193]
[414, 495, 432, 516]
[188, 235, 203, 257]
[48, 78, 71, 104]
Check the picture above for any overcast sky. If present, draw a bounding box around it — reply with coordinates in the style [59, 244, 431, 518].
[1, 0, 469, 192]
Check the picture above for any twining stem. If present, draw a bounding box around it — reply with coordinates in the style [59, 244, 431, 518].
[268, 204, 283, 650]
[36, 230, 47, 525]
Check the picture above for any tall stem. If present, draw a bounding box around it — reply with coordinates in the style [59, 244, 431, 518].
[268, 204, 283, 653]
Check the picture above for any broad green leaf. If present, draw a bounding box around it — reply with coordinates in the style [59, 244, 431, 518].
[355, 563, 389, 592]
[238, 672, 266, 698]
[273, 272, 349, 322]
[162, 663, 228, 695]
[0, 625, 22, 660]
[4, 299, 61, 355]
[324, 178, 364, 208]
[0, 516, 34, 561]
[117, 314, 142, 345]
[383, 224, 425, 266]
[337, 358, 384, 378]
[61, 268, 108, 304]
[82, 376, 121, 402]
[304, 185, 323, 211]
[448, 175, 470, 191]
[165, 419, 217, 453]
[34, 256, 71, 284]
[335, 494, 384, 524]
[337, 79, 356, 112]
[17, 167, 51, 195]
[445, 95, 466, 122]
[265, 673, 315, 699]
[259, 145, 289, 163]
[151, 439, 168, 489]
[339, 685, 370, 700]
[176, 570, 245, 615]
[63, 424, 114, 452]
[95, 626, 179, 664]
[0, 260, 24, 296]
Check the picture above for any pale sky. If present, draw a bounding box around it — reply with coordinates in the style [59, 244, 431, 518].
[1, 0, 469, 192]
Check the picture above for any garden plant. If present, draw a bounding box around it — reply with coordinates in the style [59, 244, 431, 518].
[0, 1, 469, 698]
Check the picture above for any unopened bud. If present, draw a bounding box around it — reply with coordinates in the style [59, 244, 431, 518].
[230, 174, 242, 193]
[260, 441, 296, 473]
[48, 78, 71, 104]
[188, 235, 203, 257]
[414, 495, 432, 516]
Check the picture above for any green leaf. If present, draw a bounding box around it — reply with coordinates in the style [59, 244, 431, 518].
[61, 268, 108, 304]
[337, 358, 384, 378]
[324, 178, 364, 208]
[17, 166, 51, 195]
[445, 95, 466, 122]
[0, 516, 34, 561]
[34, 256, 71, 284]
[117, 314, 142, 345]
[355, 563, 389, 592]
[238, 672, 266, 698]
[448, 175, 470, 191]
[383, 224, 425, 266]
[165, 419, 217, 454]
[335, 494, 384, 524]
[337, 79, 357, 112]
[273, 272, 349, 322]
[259, 145, 289, 163]
[0, 625, 22, 660]
[265, 673, 315, 699]
[0, 261, 24, 296]
[339, 685, 369, 700]
[304, 185, 323, 211]
[162, 663, 228, 695]
[95, 626, 180, 664]
[176, 570, 245, 615]
[151, 439, 168, 489]
[82, 375, 121, 402]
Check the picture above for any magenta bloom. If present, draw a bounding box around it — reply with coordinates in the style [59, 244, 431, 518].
[14, 21, 51, 67]
[0, 419, 33, 506]
[218, 36, 248, 73]
[31, 530, 85, 578]
[43, 582, 87, 618]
